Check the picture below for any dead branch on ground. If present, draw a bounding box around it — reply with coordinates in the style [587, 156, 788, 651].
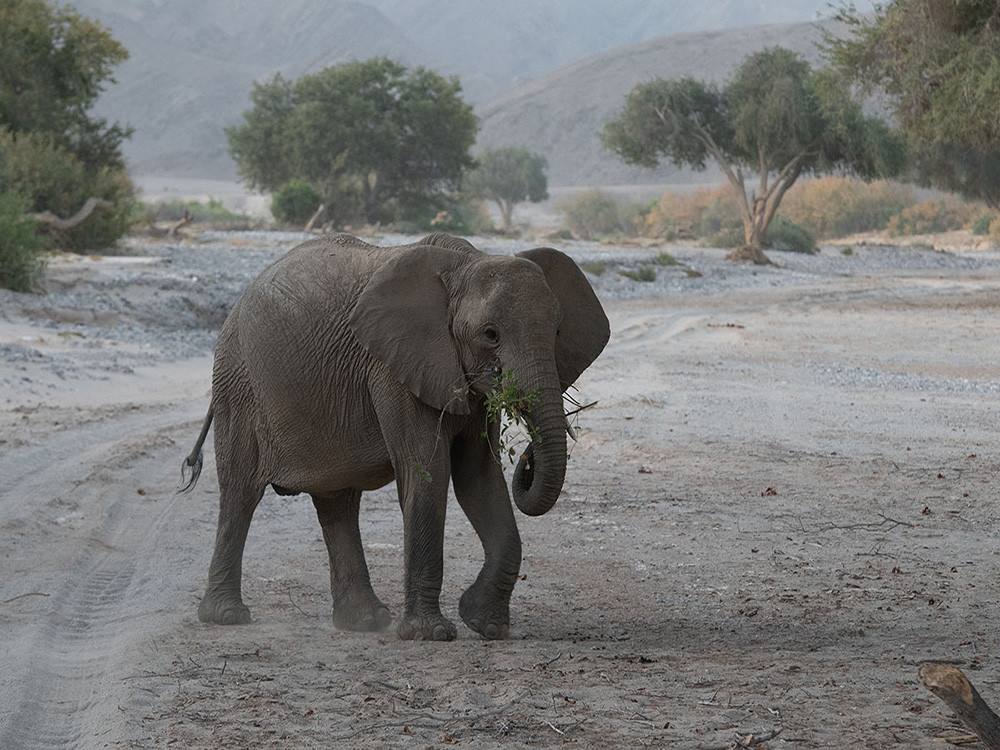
[28, 197, 113, 231]
[919, 662, 1000, 750]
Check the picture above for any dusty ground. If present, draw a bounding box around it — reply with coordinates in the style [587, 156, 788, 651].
[1, 234, 999, 749]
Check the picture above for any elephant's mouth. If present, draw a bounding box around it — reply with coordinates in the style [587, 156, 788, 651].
[512, 442, 535, 495]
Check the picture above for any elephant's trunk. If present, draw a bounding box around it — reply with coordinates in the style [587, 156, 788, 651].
[511, 364, 567, 517]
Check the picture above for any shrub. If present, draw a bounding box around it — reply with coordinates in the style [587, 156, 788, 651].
[0, 190, 46, 291]
[271, 179, 322, 224]
[0, 129, 135, 252]
[620, 265, 657, 282]
[138, 197, 256, 227]
[764, 216, 816, 253]
[558, 189, 641, 240]
[885, 197, 980, 236]
[971, 213, 997, 235]
[655, 251, 681, 266]
[579, 260, 606, 276]
[778, 177, 916, 239]
[641, 186, 741, 240]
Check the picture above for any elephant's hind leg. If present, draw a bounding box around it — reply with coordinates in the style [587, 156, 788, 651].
[199, 473, 266, 625]
[312, 489, 391, 632]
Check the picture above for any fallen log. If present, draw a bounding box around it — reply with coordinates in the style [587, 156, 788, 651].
[30, 197, 113, 231]
[919, 662, 1000, 749]
[146, 210, 192, 238]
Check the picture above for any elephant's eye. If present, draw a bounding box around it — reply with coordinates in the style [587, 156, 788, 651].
[483, 326, 499, 345]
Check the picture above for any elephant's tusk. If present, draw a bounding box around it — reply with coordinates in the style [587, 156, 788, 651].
[565, 416, 578, 442]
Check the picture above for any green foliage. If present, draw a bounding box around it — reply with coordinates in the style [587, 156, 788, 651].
[620, 266, 657, 282]
[778, 177, 916, 239]
[655, 251, 681, 266]
[271, 179, 322, 225]
[226, 57, 477, 226]
[0, 190, 45, 292]
[971, 213, 997, 235]
[826, 1, 1000, 150]
[579, 260, 606, 276]
[763, 216, 816, 253]
[602, 46, 905, 258]
[557, 189, 642, 240]
[483, 369, 540, 463]
[136, 197, 256, 227]
[0, 0, 131, 169]
[463, 147, 548, 231]
[0, 128, 135, 253]
[909, 143, 1000, 213]
[0, 1, 133, 272]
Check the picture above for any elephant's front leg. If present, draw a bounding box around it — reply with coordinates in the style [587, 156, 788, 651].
[311, 489, 391, 632]
[395, 460, 457, 641]
[451, 424, 522, 640]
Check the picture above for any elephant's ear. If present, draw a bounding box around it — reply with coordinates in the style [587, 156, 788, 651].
[350, 245, 471, 415]
[517, 247, 610, 391]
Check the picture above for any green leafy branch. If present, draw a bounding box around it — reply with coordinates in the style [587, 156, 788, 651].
[482, 368, 540, 464]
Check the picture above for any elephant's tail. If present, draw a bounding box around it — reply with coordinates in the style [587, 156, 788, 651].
[178, 403, 213, 494]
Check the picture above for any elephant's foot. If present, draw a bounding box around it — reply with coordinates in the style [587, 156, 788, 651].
[397, 612, 457, 641]
[332, 591, 392, 632]
[459, 584, 510, 640]
[198, 590, 251, 625]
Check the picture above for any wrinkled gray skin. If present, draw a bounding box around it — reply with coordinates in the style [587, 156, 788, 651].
[181, 233, 609, 641]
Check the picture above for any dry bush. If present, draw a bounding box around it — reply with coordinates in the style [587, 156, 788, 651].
[641, 186, 741, 240]
[885, 196, 982, 237]
[779, 177, 916, 239]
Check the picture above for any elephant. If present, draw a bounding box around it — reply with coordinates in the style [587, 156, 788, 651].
[179, 232, 609, 641]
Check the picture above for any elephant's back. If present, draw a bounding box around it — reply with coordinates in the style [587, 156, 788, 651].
[249, 233, 392, 309]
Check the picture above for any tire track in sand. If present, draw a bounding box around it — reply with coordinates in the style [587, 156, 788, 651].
[0, 403, 211, 749]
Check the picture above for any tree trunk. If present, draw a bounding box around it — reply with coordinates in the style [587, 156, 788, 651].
[725, 244, 773, 264]
[726, 201, 773, 264]
[304, 203, 325, 232]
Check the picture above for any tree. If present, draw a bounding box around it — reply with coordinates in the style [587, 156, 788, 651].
[0, 1, 133, 287]
[910, 143, 1000, 213]
[826, 0, 1000, 149]
[0, 0, 131, 169]
[601, 47, 905, 263]
[826, 1, 1000, 209]
[226, 58, 478, 226]
[463, 147, 548, 232]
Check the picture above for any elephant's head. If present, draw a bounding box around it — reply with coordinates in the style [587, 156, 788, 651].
[349, 234, 609, 516]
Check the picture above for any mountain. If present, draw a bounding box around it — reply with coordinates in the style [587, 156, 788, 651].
[71, 0, 874, 181]
[474, 18, 843, 187]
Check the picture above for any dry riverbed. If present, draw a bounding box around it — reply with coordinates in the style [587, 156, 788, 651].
[1, 232, 999, 748]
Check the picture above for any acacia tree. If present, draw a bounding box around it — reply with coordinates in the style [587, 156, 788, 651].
[602, 47, 904, 263]
[826, 1, 1000, 209]
[226, 58, 478, 226]
[463, 147, 548, 232]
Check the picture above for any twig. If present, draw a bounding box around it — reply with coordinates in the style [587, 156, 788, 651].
[333, 689, 531, 740]
[286, 589, 317, 617]
[733, 728, 782, 747]
[3, 591, 50, 603]
[533, 653, 563, 669]
[804, 512, 914, 534]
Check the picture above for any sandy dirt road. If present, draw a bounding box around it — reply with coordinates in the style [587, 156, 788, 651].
[1, 238, 999, 748]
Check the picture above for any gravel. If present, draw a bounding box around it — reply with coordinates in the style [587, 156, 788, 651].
[3, 231, 999, 391]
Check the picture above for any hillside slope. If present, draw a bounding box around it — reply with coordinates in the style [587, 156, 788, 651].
[474, 19, 841, 187]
